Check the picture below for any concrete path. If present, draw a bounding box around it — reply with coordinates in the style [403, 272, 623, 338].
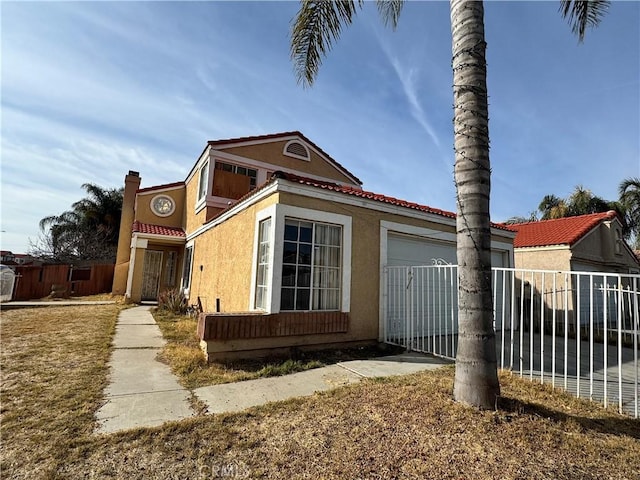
[195, 352, 450, 415]
[95, 306, 450, 433]
[95, 306, 195, 434]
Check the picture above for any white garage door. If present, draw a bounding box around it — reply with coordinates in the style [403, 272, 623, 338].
[388, 234, 456, 266]
[387, 233, 508, 267]
[385, 232, 511, 343]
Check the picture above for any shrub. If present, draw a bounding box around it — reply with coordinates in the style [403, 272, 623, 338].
[157, 288, 188, 315]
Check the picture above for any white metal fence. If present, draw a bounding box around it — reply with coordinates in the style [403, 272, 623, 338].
[383, 265, 640, 418]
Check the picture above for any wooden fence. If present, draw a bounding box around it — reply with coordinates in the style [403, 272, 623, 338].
[10, 264, 115, 301]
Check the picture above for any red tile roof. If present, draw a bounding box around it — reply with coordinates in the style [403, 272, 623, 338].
[137, 181, 185, 194]
[206, 171, 511, 231]
[206, 131, 363, 186]
[132, 221, 186, 238]
[281, 172, 458, 219]
[509, 211, 618, 248]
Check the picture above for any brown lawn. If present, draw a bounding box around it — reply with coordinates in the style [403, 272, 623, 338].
[1, 305, 638, 480]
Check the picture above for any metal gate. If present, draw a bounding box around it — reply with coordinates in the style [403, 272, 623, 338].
[383, 265, 640, 418]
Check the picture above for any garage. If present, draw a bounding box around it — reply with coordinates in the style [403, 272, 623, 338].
[383, 230, 513, 346]
[387, 232, 509, 268]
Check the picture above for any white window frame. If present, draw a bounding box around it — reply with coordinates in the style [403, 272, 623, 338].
[165, 251, 178, 286]
[181, 242, 195, 295]
[253, 217, 272, 310]
[197, 162, 209, 204]
[250, 204, 352, 313]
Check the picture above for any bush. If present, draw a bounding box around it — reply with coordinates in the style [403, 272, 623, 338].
[157, 288, 188, 315]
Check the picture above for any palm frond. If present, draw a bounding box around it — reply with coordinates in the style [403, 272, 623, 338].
[376, 0, 403, 29]
[559, 0, 610, 42]
[291, 0, 361, 87]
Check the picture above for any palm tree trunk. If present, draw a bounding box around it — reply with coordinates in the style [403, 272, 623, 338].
[450, 0, 500, 408]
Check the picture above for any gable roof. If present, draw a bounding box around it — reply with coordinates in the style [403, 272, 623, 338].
[509, 211, 618, 248]
[204, 131, 362, 186]
[132, 221, 186, 238]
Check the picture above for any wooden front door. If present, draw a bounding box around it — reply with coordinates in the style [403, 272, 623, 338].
[141, 250, 163, 300]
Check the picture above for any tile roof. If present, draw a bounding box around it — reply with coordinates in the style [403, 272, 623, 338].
[137, 181, 185, 194]
[206, 171, 511, 231]
[206, 131, 363, 186]
[132, 221, 186, 238]
[509, 211, 618, 248]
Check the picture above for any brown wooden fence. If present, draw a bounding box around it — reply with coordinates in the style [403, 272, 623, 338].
[10, 264, 115, 301]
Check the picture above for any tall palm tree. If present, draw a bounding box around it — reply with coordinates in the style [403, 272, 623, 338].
[619, 177, 640, 248]
[38, 183, 123, 262]
[291, 0, 609, 409]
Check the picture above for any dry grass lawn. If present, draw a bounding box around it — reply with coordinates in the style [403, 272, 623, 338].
[153, 309, 396, 389]
[2, 305, 639, 480]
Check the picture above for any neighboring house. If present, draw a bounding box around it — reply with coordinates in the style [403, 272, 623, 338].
[0, 250, 16, 266]
[112, 131, 516, 359]
[509, 211, 640, 274]
[13, 254, 37, 266]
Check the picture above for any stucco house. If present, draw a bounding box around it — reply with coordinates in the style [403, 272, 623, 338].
[112, 132, 516, 359]
[509, 211, 640, 274]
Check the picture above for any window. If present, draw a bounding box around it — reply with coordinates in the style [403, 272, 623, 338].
[165, 251, 177, 286]
[615, 228, 622, 255]
[215, 161, 258, 189]
[182, 246, 193, 290]
[280, 219, 341, 311]
[254, 218, 271, 310]
[197, 162, 209, 201]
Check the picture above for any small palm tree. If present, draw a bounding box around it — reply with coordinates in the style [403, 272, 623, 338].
[291, 0, 609, 409]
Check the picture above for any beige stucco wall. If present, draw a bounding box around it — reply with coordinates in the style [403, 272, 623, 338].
[193, 189, 515, 356]
[571, 221, 639, 272]
[135, 187, 186, 228]
[514, 248, 572, 272]
[184, 172, 209, 234]
[218, 140, 357, 186]
[187, 194, 280, 313]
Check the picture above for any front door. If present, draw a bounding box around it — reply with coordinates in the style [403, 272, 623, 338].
[141, 250, 163, 300]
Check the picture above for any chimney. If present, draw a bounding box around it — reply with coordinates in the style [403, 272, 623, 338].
[112, 171, 142, 294]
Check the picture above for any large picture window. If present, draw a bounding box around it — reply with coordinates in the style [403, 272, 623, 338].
[280, 219, 341, 311]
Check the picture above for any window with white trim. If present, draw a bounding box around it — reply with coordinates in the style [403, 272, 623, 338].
[165, 251, 177, 286]
[254, 218, 271, 310]
[197, 162, 209, 201]
[182, 246, 194, 290]
[281, 219, 341, 311]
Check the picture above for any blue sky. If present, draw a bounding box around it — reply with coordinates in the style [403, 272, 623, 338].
[1, 1, 639, 254]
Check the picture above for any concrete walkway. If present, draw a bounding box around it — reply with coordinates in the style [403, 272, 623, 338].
[195, 353, 450, 414]
[95, 307, 450, 433]
[95, 306, 195, 434]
